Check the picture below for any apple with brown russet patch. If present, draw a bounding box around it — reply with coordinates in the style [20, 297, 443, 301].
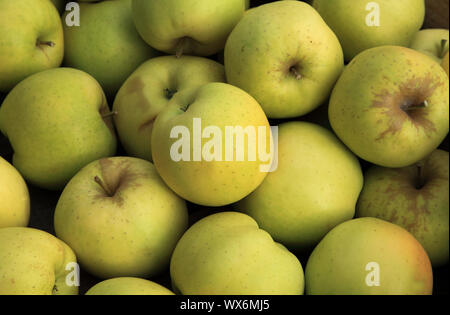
[357, 149, 449, 267]
[329, 46, 449, 168]
[54, 157, 188, 279]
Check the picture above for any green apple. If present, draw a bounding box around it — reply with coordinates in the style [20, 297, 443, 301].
[237, 122, 363, 251]
[329, 46, 449, 168]
[356, 150, 449, 267]
[63, 0, 159, 98]
[131, 0, 246, 56]
[0, 157, 30, 228]
[54, 157, 188, 279]
[225, 1, 344, 119]
[0, 0, 64, 93]
[0, 68, 117, 190]
[113, 56, 226, 161]
[410, 29, 449, 63]
[0, 227, 78, 295]
[313, 0, 425, 62]
[86, 277, 175, 295]
[305, 218, 433, 295]
[151, 82, 272, 207]
[171, 212, 304, 295]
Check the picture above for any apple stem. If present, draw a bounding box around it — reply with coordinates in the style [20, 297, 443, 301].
[94, 176, 113, 197]
[37, 40, 55, 48]
[102, 111, 118, 119]
[290, 67, 302, 80]
[416, 163, 426, 189]
[176, 38, 189, 59]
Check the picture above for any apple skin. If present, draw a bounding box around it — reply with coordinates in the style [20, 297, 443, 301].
[225, 1, 344, 119]
[132, 0, 246, 56]
[237, 122, 363, 251]
[170, 212, 305, 295]
[63, 0, 159, 98]
[356, 150, 449, 267]
[54, 157, 188, 279]
[0, 68, 117, 190]
[0, 157, 30, 228]
[86, 278, 175, 295]
[313, 0, 425, 62]
[329, 46, 449, 168]
[0, 227, 78, 295]
[151, 82, 271, 207]
[305, 218, 433, 295]
[410, 29, 449, 63]
[113, 56, 226, 162]
[0, 0, 64, 93]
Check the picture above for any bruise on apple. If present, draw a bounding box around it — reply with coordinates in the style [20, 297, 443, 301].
[371, 74, 443, 141]
[93, 158, 144, 206]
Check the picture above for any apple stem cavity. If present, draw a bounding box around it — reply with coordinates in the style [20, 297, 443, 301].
[290, 66, 302, 80]
[415, 163, 426, 190]
[94, 176, 114, 197]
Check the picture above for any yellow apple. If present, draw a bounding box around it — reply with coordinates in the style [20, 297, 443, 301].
[86, 278, 174, 295]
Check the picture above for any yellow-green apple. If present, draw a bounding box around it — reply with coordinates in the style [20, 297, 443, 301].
[225, 1, 344, 119]
[356, 149, 449, 267]
[410, 29, 449, 63]
[131, 0, 246, 56]
[0, 0, 64, 92]
[313, 0, 425, 62]
[86, 278, 175, 295]
[237, 122, 363, 250]
[0, 68, 117, 190]
[171, 212, 304, 295]
[0, 227, 78, 295]
[54, 157, 188, 279]
[0, 157, 30, 228]
[305, 218, 433, 295]
[442, 52, 449, 76]
[329, 46, 449, 168]
[113, 56, 226, 161]
[63, 0, 159, 98]
[151, 82, 272, 207]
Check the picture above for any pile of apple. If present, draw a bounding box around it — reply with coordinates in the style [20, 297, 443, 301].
[0, 0, 448, 295]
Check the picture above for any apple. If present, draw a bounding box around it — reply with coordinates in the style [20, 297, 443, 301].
[329, 46, 449, 168]
[54, 157, 188, 279]
[225, 1, 344, 119]
[0, 0, 64, 93]
[86, 277, 175, 295]
[132, 0, 246, 57]
[0, 68, 117, 190]
[305, 218, 433, 295]
[442, 51, 449, 77]
[63, 0, 159, 98]
[356, 149, 449, 267]
[0, 157, 30, 228]
[113, 55, 226, 162]
[0, 227, 78, 295]
[171, 212, 305, 295]
[313, 0, 425, 62]
[151, 82, 272, 207]
[237, 122, 363, 251]
[410, 29, 449, 63]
